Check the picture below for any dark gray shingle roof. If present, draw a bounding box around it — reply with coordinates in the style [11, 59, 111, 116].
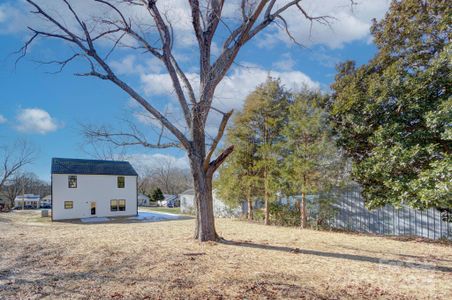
[51, 158, 138, 176]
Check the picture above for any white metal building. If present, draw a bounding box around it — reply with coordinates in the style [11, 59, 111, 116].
[51, 158, 138, 221]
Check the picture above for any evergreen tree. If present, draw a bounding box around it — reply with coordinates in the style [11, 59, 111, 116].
[330, 0, 451, 209]
[216, 78, 289, 225]
[215, 117, 259, 220]
[151, 188, 165, 202]
[282, 90, 345, 228]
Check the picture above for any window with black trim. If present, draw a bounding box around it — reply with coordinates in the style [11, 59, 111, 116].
[110, 199, 126, 211]
[118, 200, 126, 211]
[64, 201, 73, 209]
[117, 176, 125, 188]
[68, 175, 77, 188]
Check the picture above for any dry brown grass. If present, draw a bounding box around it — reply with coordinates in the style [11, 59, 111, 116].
[1, 210, 451, 300]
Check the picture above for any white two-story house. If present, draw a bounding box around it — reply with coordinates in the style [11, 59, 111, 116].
[51, 158, 138, 220]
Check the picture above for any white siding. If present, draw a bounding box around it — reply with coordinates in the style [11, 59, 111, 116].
[180, 190, 244, 217]
[180, 194, 195, 214]
[52, 174, 137, 220]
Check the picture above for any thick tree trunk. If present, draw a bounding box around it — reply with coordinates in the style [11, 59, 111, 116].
[190, 155, 217, 241]
[300, 191, 308, 229]
[187, 104, 234, 242]
[246, 187, 253, 220]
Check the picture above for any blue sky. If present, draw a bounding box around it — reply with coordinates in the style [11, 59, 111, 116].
[0, 0, 390, 181]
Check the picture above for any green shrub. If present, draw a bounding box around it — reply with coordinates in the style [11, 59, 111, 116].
[307, 195, 338, 229]
[269, 203, 300, 227]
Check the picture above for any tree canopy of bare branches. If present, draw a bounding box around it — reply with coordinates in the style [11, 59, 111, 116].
[3, 172, 50, 209]
[138, 160, 192, 196]
[19, 0, 348, 241]
[0, 140, 37, 193]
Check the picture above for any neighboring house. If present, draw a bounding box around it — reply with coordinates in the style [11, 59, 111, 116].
[138, 193, 150, 206]
[158, 194, 179, 207]
[41, 195, 52, 208]
[51, 158, 138, 221]
[14, 194, 41, 209]
[180, 189, 245, 217]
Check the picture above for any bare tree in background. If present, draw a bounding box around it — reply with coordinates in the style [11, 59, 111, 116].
[4, 172, 50, 209]
[19, 0, 348, 241]
[138, 159, 192, 196]
[0, 140, 36, 195]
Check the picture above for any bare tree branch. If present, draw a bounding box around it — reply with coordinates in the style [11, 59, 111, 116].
[145, 0, 193, 128]
[24, 0, 191, 149]
[0, 140, 37, 191]
[83, 124, 181, 149]
[203, 109, 233, 171]
[207, 145, 234, 175]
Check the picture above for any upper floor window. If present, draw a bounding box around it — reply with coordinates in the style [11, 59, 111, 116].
[68, 176, 77, 188]
[117, 176, 125, 188]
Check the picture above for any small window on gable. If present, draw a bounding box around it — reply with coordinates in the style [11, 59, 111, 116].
[117, 176, 125, 188]
[64, 201, 73, 209]
[68, 175, 77, 188]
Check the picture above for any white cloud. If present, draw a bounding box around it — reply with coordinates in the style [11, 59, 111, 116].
[138, 64, 320, 141]
[213, 65, 320, 111]
[0, 0, 197, 48]
[1, 0, 389, 49]
[128, 153, 189, 173]
[140, 65, 319, 111]
[0, 114, 6, 124]
[259, 0, 390, 49]
[110, 55, 164, 76]
[310, 49, 341, 68]
[0, 3, 27, 34]
[16, 108, 60, 134]
[272, 53, 296, 71]
[140, 73, 194, 98]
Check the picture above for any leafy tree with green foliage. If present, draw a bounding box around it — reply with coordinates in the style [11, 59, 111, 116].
[330, 0, 451, 209]
[248, 79, 290, 225]
[282, 90, 346, 228]
[217, 78, 289, 225]
[151, 187, 165, 202]
[215, 117, 259, 220]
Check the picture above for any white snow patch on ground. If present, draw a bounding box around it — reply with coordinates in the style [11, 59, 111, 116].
[129, 211, 182, 221]
[81, 217, 110, 223]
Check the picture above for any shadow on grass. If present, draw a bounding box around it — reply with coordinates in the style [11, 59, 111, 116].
[219, 239, 452, 273]
[335, 244, 452, 263]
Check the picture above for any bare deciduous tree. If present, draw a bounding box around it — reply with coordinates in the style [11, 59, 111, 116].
[19, 0, 347, 241]
[138, 159, 192, 196]
[0, 140, 36, 194]
[4, 172, 50, 209]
